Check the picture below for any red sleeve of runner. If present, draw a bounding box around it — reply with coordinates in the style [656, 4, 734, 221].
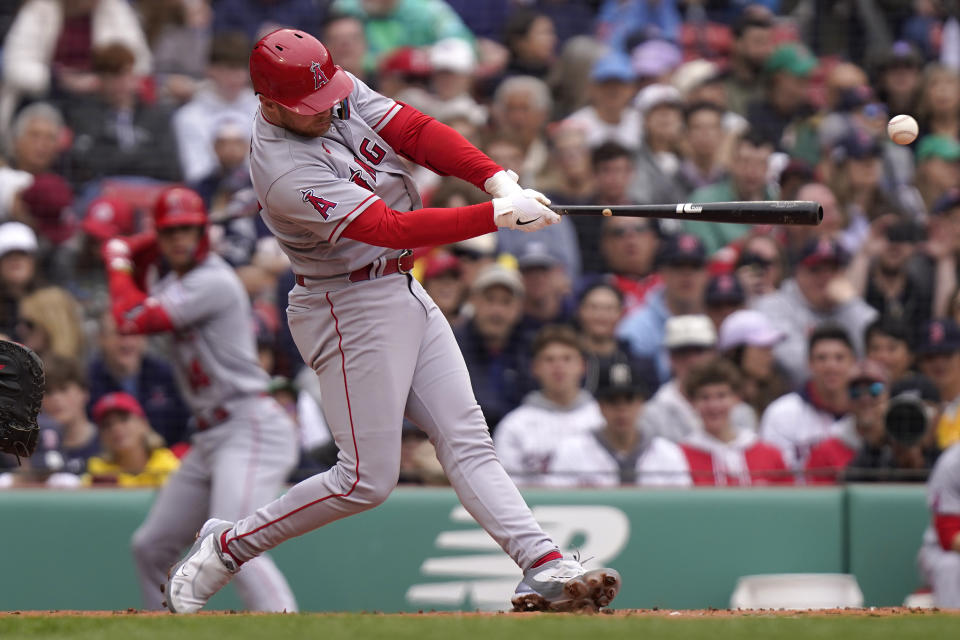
[934, 513, 960, 551]
[106, 268, 175, 335]
[341, 200, 496, 249]
[378, 104, 502, 190]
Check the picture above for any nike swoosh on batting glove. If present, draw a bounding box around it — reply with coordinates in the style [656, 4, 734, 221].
[492, 190, 561, 232]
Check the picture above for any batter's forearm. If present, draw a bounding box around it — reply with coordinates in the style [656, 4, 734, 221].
[342, 201, 496, 248]
[378, 104, 501, 190]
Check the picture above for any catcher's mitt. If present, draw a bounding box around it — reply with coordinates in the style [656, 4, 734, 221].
[0, 340, 44, 462]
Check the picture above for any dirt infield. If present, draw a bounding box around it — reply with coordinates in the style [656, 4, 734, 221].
[1, 607, 957, 618]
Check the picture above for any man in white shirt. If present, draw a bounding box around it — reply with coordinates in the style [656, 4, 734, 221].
[495, 325, 604, 486]
[546, 359, 691, 487]
[761, 324, 856, 472]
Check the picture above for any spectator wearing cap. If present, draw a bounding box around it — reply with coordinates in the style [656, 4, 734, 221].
[735, 233, 787, 302]
[335, 0, 474, 75]
[322, 13, 368, 82]
[681, 357, 790, 486]
[87, 310, 190, 451]
[545, 359, 691, 488]
[873, 42, 923, 119]
[418, 250, 466, 324]
[827, 132, 902, 240]
[630, 84, 687, 206]
[641, 314, 757, 444]
[85, 392, 180, 488]
[375, 46, 434, 101]
[804, 359, 891, 484]
[577, 281, 660, 399]
[66, 42, 181, 185]
[494, 325, 604, 486]
[15, 355, 101, 476]
[212, 0, 325, 43]
[753, 236, 878, 387]
[428, 37, 486, 125]
[723, 12, 775, 116]
[847, 216, 933, 342]
[18, 173, 75, 250]
[684, 131, 775, 255]
[718, 309, 788, 418]
[630, 39, 682, 87]
[7, 103, 67, 177]
[915, 135, 960, 213]
[865, 316, 915, 384]
[454, 264, 529, 430]
[918, 319, 960, 450]
[0, 221, 40, 337]
[490, 76, 552, 189]
[746, 43, 819, 163]
[704, 273, 745, 332]
[617, 233, 709, 385]
[173, 32, 259, 184]
[565, 52, 640, 151]
[760, 325, 857, 473]
[515, 242, 574, 344]
[678, 102, 727, 192]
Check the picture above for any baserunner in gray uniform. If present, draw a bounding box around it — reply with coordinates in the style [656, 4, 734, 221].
[163, 28, 621, 614]
[103, 186, 298, 612]
[918, 442, 960, 607]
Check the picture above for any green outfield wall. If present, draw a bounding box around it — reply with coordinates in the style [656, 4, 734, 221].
[0, 486, 929, 611]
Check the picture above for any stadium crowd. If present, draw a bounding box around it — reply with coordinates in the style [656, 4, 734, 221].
[0, 0, 959, 492]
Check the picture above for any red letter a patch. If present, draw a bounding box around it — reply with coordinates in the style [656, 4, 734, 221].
[300, 189, 337, 220]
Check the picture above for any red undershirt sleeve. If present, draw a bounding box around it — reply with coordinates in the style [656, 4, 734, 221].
[106, 268, 175, 334]
[341, 200, 496, 248]
[934, 513, 960, 551]
[378, 104, 502, 190]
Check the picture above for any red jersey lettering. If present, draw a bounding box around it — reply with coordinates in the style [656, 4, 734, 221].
[301, 189, 337, 219]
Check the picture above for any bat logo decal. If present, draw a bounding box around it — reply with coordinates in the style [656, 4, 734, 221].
[675, 203, 703, 214]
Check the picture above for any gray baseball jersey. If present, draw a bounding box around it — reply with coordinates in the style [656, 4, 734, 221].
[219, 72, 560, 576]
[918, 443, 960, 607]
[151, 253, 268, 415]
[251, 71, 419, 278]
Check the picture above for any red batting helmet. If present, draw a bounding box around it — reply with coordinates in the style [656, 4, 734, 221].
[249, 29, 354, 115]
[152, 186, 207, 230]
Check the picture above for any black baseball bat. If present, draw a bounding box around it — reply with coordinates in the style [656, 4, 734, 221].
[550, 201, 823, 226]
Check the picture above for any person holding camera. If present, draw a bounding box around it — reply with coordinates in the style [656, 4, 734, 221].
[806, 364, 940, 483]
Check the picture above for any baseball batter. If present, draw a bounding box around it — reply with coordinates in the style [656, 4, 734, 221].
[103, 187, 299, 612]
[163, 29, 621, 614]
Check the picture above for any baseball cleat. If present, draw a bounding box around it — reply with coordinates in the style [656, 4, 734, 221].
[164, 518, 238, 613]
[511, 557, 622, 612]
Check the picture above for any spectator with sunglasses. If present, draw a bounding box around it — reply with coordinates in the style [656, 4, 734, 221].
[597, 216, 661, 312]
[734, 234, 787, 302]
[805, 359, 891, 484]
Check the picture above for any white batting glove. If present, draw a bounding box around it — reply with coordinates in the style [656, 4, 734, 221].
[484, 169, 552, 207]
[492, 190, 560, 232]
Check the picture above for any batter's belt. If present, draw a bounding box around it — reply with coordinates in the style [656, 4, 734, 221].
[295, 250, 414, 286]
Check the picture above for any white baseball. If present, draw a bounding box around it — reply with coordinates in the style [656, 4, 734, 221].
[887, 114, 919, 145]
